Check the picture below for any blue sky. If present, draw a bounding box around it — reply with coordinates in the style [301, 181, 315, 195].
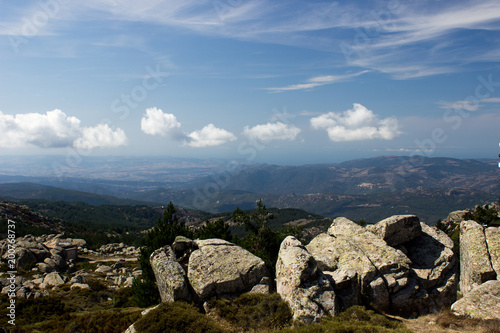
[0, 0, 499, 165]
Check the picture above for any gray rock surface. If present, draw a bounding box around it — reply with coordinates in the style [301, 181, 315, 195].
[150, 246, 190, 303]
[439, 209, 470, 234]
[459, 220, 496, 295]
[249, 277, 272, 294]
[276, 236, 337, 324]
[485, 227, 500, 277]
[308, 217, 411, 313]
[187, 239, 268, 299]
[451, 280, 500, 320]
[43, 272, 65, 287]
[395, 222, 457, 316]
[95, 265, 113, 274]
[307, 217, 457, 317]
[368, 215, 421, 246]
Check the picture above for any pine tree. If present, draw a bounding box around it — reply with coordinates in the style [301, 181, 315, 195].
[132, 202, 192, 307]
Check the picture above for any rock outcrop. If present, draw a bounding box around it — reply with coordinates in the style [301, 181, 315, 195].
[450, 220, 500, 320]
[188, 239, 268, 299]
[367, 215, 421, 246]
[395, 222, 457, 315]
[276, 236, 337, 323]
[150, 238, 270, 304]
[439, 209, 471, 234]
[307, 217, 412, 315]
[150, 246, 190, 303]
[98, 243, 139, 256]
[459, 220, 496, 295]
[303, 216, 457, 318]
[452, 280, 500, 319]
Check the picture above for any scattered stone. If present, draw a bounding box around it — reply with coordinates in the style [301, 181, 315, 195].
[37, 262, 54, 273]
[70, 283, 90, 290]
[43, 272, 65, 287]
[70, 275, 87, 284]
[95, 265, 113, 274]
[112, 261, 125, 270]
[124, 277, 134, 288]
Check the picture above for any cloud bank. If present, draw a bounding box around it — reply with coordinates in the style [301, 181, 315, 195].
[243, 122, 301, 142]
[140, 107, 183, 139]
[140, 107, 236, 147]
[187, 123, 237, 147]
[310, 104, 401, 142]
[0, 109, 127, 149]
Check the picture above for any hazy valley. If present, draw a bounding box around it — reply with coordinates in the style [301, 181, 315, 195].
[0, 155, 498, 224]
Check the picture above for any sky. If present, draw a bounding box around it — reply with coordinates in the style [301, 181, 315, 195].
[0, 0, 499, 165]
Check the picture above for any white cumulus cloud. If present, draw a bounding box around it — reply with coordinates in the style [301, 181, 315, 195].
[187, 124, 237, 148]
[0, 109, 127, 149]
[310, 103, 401, 142]
[141, 107, 181, 136]
[74, 124, 127, 150]
[243, 122, 301, 142]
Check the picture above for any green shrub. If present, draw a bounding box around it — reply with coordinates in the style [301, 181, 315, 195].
[209, 292, 293, 330]
[134, 301, 225, 333]
[133, 202, 193, 308]
[113, 287, 136, 308]
[87, 278, 108, 292]
[13, 296, 66, 325]
[32, 308, 141, 333]
[464, 205, 500, 227]
[278, 306, 412, 333]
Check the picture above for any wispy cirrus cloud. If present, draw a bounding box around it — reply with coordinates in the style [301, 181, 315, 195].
[265, 70, 370, 93]
[3, 0, 500, 80]
[438, 97, 500, 112]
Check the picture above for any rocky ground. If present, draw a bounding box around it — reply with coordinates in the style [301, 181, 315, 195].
[0, 234, 141, 300]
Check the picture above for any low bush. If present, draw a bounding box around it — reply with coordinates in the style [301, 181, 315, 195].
[279, 306, 412, 333]
[435, 309, 500, 333]
[209, 292, 293, 331]
[22, 308, 141, 333]
[134, 301, 225, 333]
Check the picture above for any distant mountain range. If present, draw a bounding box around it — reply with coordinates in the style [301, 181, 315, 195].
[187, 155, 499, 195]
[0, 155, 498, 224]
